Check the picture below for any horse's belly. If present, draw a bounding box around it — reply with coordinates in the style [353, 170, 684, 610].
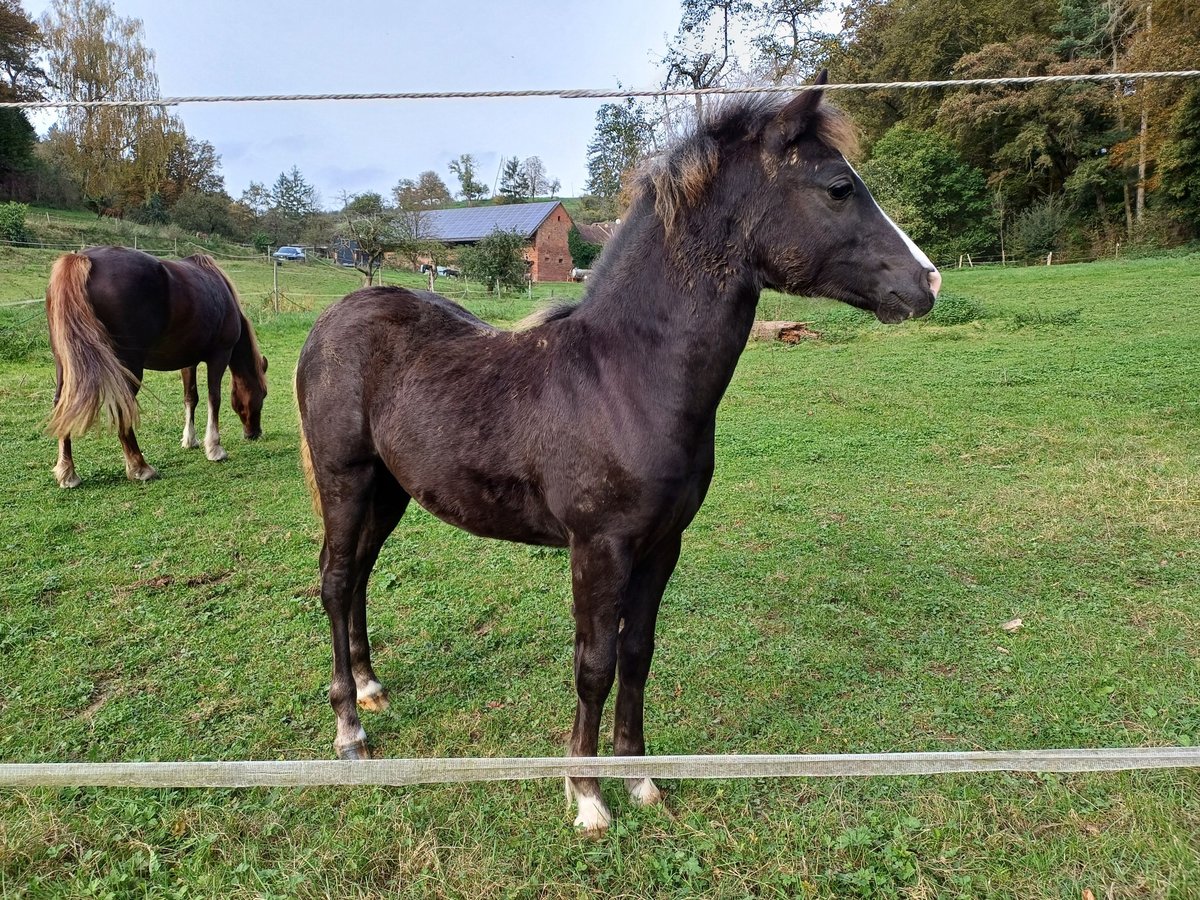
[401, 472, 568, 547]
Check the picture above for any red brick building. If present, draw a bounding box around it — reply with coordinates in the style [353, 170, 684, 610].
[422, 201, 576, 282]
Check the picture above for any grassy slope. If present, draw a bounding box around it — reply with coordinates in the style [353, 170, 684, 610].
[0, 255, 1197, 897]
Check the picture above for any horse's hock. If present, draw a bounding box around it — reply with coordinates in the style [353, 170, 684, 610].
[748, 321, 822, 343]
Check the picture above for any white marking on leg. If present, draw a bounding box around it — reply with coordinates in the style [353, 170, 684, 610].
[181, 412, 197, 449]
[629, 777, 663, 807]
[355, 679, 389, 711]
[566, 778, 612, 833]
[203, 396, 226, 461]
[334, 723, 368, 756]
[53, 447, 80, 489]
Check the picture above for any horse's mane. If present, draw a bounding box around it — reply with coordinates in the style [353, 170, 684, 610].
[638, 94, 858, 236]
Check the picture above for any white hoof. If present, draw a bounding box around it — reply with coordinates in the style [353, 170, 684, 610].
[205, 444, 228, 462]
[629, 777, 664, 807]
[573, 793, 612, 834]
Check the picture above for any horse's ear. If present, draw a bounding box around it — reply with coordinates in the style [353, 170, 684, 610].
[772, 69, 829, 147]
[261, 355, 268, 372]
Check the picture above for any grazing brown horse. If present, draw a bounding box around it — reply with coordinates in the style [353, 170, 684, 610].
[295, 77, 940, 833]
[45, 246, 269, 487]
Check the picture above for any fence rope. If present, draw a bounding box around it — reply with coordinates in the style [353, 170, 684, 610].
[2, 71, 1199, 109]
[2, 747, 1198, 789]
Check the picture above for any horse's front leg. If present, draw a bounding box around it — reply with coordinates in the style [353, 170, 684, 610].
[181, 366, 200, 449]
[566, 535, 630, 835]
[203, 360, 229, 461]
[615, 531, 681, 809]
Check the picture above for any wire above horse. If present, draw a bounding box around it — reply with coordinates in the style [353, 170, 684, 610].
[45, 246, 268, 487]
[295, 74, 939, 834]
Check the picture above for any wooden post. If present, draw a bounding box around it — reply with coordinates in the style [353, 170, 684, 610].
[958, 255, 963, 269]
[272, 258, 280, 313]
[1046, 252, 1053, 266]
[967, 254, 973, 268]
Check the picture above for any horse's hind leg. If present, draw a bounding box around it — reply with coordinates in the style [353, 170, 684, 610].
[180, 366, 200, 449]
[52, 360, 81, 488]
[203, 360, 228, 461]
[614, 532, 681, 808]
[119, 425, 158, 482]
[117, 366, 157, 482]
[319, 463, 407, 758]
[350, 468, 410, 712]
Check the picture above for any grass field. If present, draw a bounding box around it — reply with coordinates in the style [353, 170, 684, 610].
[0, 253, 1198, 897]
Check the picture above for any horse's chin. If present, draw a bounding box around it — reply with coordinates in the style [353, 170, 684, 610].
[873, 293, 933, 324]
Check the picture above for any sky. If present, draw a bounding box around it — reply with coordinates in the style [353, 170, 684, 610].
[24, 0, 689, 208]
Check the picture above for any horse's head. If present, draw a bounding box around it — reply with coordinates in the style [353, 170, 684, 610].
[231, 354, 267, 440]
[652, 72, 939, 322]
[754, 74, 939, 321]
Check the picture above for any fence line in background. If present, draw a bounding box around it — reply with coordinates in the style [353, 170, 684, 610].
[2, 71, 1200, 109]
[2, 747, 1198, 789]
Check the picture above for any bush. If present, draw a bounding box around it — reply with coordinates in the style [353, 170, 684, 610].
[1008, 195, 1069, 261]
[0, 202, 29, 242]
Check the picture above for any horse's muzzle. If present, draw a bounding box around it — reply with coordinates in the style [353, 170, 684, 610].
[875, 291, 934, 324]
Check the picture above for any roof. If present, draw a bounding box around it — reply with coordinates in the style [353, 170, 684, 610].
[421, 200, 566, 243]
[576, 221, 620, 245]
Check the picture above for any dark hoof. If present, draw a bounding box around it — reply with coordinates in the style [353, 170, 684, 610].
[336, 740, 370, 760]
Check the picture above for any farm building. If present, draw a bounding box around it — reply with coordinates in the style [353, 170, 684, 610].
[422, 200, 575, 282]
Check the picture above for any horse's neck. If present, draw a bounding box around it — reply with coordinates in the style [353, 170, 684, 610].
[577, 215, 760, 422]
[229, 314, 258, 378]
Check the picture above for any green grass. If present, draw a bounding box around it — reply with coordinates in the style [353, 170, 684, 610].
[1, 254, 1199, 897]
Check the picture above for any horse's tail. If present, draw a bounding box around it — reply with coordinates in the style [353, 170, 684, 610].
[295, 365, 323, 519]
[45, 253, 140, 439]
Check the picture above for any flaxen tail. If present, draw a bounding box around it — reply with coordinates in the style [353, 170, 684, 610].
[294, 364, 322, 518]
[45, 253, 140, 439]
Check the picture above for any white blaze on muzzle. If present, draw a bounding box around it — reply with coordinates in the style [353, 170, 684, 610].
[846, 157, 941, 297]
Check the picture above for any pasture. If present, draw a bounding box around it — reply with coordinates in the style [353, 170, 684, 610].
[0, 254, 1198, 897]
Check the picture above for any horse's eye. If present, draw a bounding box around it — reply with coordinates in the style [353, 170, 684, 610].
[828, 181, 854, 201]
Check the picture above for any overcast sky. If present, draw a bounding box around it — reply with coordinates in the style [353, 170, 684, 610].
[24, 0, 688, 207]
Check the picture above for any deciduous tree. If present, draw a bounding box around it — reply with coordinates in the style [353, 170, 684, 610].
[448, 154, 488, 204]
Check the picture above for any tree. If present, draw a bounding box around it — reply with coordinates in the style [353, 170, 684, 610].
[162, 134, 223, 206]
[1157, 86, 1200, 232]
[171, 190, 234, 236]
[393, 171, 451, 207]
[39, 0, 180, 208]
[448, 153, 488, 205]
[342, 190, 385, 216]
[521, 156, 559, 198]
[586, 98, 654, 203]
[458, 227, 528, 292]
[267, 165, 318, 240]
[659, 0, 748, 121]
[0, 0, 47, 100]
[340, 193, 401, 285]
[497, 156, 528, 202]
[859, 124, 994, 263]
[748, 0, 837, 83]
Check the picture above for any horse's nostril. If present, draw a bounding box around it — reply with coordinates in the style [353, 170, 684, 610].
[928, 268, 942, 297]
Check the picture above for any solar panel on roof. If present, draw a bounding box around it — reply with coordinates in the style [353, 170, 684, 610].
[422, 201, 563, 242]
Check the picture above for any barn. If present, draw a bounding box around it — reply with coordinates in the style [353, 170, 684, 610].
[422, 200, 575, 282]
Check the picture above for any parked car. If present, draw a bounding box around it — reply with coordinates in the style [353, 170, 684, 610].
[272, 246, 306, 262]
